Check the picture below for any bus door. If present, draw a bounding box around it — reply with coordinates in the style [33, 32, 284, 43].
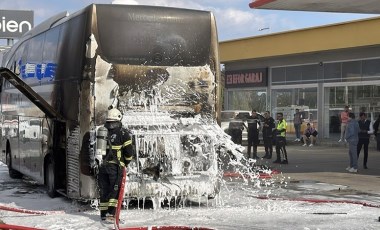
[19, 116, 43, 179]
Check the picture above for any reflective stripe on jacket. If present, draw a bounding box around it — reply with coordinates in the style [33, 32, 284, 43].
[109, 140, 133, 166]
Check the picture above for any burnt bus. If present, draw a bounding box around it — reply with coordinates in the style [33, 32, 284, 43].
[0, 4, 221, 204]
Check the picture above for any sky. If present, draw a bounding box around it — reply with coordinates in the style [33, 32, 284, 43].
[0, 0, 378, 42]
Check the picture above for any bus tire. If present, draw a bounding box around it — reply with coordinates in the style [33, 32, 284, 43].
[46, 157, 57, 198]
[6, 147, 22, 179]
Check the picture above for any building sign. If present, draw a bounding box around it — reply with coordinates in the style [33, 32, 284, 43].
[0, 10, 33, 38]
[225, 68, 268, 88]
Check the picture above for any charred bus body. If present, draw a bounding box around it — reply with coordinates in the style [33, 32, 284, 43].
[0, 4, 221, 203]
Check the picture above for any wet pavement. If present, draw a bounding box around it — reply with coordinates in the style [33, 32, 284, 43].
[1, 143, 380, 229]
[251, 140, 380, 196]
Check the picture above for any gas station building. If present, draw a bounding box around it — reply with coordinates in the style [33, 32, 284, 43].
[219, 2, 380, 139]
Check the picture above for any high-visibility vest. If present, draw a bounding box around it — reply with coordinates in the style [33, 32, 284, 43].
[276, 119, 287, 137]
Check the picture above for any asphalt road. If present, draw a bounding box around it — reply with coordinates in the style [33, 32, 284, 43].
[251, 141, 380, 196]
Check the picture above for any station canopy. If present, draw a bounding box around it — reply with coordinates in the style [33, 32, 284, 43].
[249, 0, 380, 14]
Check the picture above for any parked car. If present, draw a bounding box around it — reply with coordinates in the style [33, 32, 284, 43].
[220, 110, 265, 145]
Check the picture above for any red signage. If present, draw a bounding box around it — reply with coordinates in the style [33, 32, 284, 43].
[225, 68, 268, 88]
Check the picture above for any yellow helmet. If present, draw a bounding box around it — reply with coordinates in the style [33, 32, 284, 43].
[106, 108, 122, 121]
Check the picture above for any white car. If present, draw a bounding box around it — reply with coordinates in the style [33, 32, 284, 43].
[220, 110, 265, 145]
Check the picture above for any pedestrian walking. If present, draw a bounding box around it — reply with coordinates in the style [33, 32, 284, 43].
[357, 112, 371, 169]
[262, 111, 275, 159]
[345, 112, 359, 173]
[273, 112, 288, 164]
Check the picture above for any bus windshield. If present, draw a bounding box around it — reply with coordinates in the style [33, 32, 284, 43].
[95, 5, 211, 67]
[113, 65, 215, 115]
[93, 5, 217, 117]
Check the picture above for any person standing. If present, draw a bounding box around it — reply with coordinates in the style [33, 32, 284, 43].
[374, 114, 380, 151]
[245, 109, 261, 159]
[228, 119, 244, 145]
[293, 108, 302, 142]
[262, 111, 275, 159]
[98, 108, 134, 223]
[345, 112, 359, 173]
[273, 112, 288, 164]
[339, 105, 350, 142]
[357, 112, 371, 169]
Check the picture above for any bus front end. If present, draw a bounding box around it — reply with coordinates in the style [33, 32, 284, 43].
[88, 5, 221, 205]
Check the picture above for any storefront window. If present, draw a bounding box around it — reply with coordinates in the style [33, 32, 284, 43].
[324, 84, 380, 138]
[271, 87, 318, 136]
[272, 64, 319, 85]
[342, 61, 361, 82]
[272, 67, 286, 84]
[362, 59, 380, 80]
[227, 89, 267, 112]
[323, 62, 341, 82]
[286, 66, 302, 83]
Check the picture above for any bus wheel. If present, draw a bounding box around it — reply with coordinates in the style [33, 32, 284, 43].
[46, 157, 57, 198]
[6, 148, 22, 179]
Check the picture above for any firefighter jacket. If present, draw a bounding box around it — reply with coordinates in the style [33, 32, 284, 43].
[276, 119, 287, 137]
[104, 121, 133, 167]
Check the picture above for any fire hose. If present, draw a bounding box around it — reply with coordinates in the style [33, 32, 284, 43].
[0, 205, 64, 215]
[0, 205, 64, 230]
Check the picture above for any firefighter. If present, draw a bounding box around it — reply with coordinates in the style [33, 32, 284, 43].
[245, 109, 261, 159]
[98, 108, 133, 223]
[273, 112, 288, 164]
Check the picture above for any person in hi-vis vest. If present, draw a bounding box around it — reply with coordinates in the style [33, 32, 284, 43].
[273, 112, 288, 164]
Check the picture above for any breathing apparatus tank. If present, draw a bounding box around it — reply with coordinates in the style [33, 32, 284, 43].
[96, 126, 108, 165]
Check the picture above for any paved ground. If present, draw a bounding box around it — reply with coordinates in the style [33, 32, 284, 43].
[250, 140, 380, 196]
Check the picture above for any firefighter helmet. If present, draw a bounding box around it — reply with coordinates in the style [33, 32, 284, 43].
[106, 108, 122, 121]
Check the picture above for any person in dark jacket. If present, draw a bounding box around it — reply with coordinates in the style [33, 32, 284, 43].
[357, 112, 371, 169]
[245, 110, 261, 159]
[228, 119, 244, 145]
[98, 108, 133, 223]
[262, 111, 275, 159]
[374, 115, 380, 151]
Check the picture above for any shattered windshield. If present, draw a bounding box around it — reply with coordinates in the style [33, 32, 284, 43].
[112, 64, 216, 118]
